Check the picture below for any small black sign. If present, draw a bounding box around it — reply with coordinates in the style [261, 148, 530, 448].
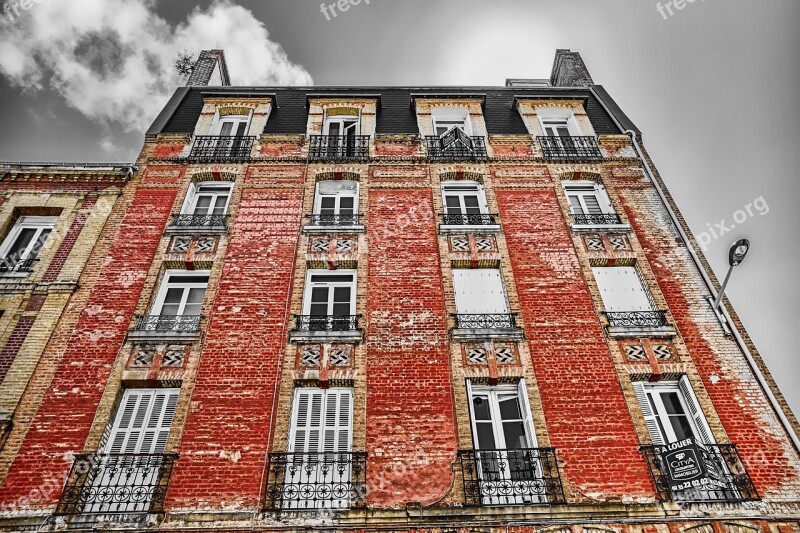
[659, 437, 712, 492]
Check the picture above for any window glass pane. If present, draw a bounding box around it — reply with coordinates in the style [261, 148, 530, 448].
[7, 228, 36, 259]
[160, 303, 180, 316]
[463, 196, 481, 214]
[556, 126, 571, 137]
[310, 275, 354, 283]
[333, 286, 351, 303]
[328, 122, 341, 136]
[219, 122, 234, 136]
[475, 422, 496, 449]
[669, 415, 694, 441]
[502, 421, 528, 449]
[309, 303, 328, 316]
[320, 197, 336, 214]
[498, 396, 522, 420]
[445, 196, 462, 213]
[568, 195, 583, 214]
[182, 302, 203, 316]
[472, 395, 491, 420]
[339, 197, 354, 210]
[185, 287, 206, 304]
[311, 287, 329, 303]
[661, 392, 686, 415]
[332, 302, 350, 316]
[168, 276, 209, 284]
[163, 288, 183, 304]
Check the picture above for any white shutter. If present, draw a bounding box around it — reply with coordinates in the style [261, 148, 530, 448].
[597, 185, 615, 213]
[323, 389, 353, 453]
[465, 379, 480, 446]
[633, 382, 666, 445]
[516, 379, 537, 448]
[679, 376, 715, 445]
[289, 389, 324, 453]
[106, 389, 179, 454]
[592, 267, 653, 312]
[452, 269, 509, 314]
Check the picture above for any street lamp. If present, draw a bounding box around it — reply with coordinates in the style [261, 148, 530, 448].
[713, 239, 750, 309]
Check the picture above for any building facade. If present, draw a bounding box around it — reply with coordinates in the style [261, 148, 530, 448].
[0, 49, 798, 532]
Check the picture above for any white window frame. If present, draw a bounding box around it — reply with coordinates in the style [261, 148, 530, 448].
[633, 378, 715, 446]
[302, 270, 357, 316]
[432, 107, 472, 137]
[323, 112, 361, 136]
[150, 270, 210, 317]
[562, 180, 614, 215]
[466, 380, 537, 450]
[180, 181, 233, 216]
[440, 181, 489, 215]
[210, 112, 251, 137]
[0, 216, 57, 265]
[591, 266, 655, 312]
[313, 181, 360, 217]
[537, 109, 580, 137]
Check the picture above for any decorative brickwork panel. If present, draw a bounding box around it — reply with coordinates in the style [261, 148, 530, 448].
[41, 195, 98, 283]
[162, 346, 187, 368]
[652, 344, 673, 360]
[624, 343, 647, 362]
[301, 345, 321, 368]
[475, 235, 496, 252]
[329, 346, 352, 367]
[171, 236, 191, 253]
[0, 189, 176, 508]
[466, 345, 488, 365]
[495, 345, 516, 364]
[132, 345, 156, 367]
[165, 187, 303, 510]
[585, 235, 604, 251]
[195, 236, 215, 253]
[450, 236, 470, 252]
[497, 189, 653, 499]
[366, 189, 454, 507]
[609, 234, 630, 251]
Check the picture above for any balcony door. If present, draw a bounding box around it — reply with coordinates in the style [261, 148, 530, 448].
[86, 388, 178, 513]
[314, 181, 359, 225]
[213, 115, 249, 137]
[323, 115, 359, 157]
[441, 182, 489, 224]
[184, 182, 232, 217]
[286, 388, 353, 509]
[0, 216, 56, 273]
[467, 380, 545, 505]
[563, 181, 614, 216]
[303, 271, 356, 331]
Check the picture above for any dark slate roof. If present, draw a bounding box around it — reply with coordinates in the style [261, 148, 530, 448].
[152, 85, 631, 136]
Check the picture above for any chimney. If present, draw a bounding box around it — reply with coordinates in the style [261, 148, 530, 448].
[186, 49, 231, 87]
[550, 49, 594, 88]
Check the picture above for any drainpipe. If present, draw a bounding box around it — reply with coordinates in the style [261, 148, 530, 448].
[589, 87, 800, 455]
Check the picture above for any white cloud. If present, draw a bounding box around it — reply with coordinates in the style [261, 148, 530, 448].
[0, 0, 313, 132]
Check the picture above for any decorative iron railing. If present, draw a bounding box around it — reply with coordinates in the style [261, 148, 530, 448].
[458, 448, 566, 506]
[264, 452, 368, 511]
[170, 214, 229, 228]
[0, 257, 37, 273]
[55, 453, 177, 515]
[537, 136, 603, 161]
[187, 135, 256, 162]
[293, 315, 360, 332]
[440, 213, 499, 226]
[133, 315, 202, 332]
[640, 444, 758, 503]
[573, 213, 623, 225]
[425, 135, 488, 162]
[604, 311, 669, 328]
[452, 313, 519, 330]
[307, 135, 370, 161]
[307, 213, 362, 227]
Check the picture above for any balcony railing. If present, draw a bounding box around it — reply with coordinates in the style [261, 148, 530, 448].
[573, 213, 623, 226]
[55, 453, 177, 515]
[307, 135, 370, 161]
[641, 443, 758, 503]
[453, 313, 518, 330]
[307, 213, 362, 227]
[133, 315, 202, 332]
[0, 257, 37, 274]
[293, 315, 360, 332]
[188, 135, 256, 162]
[169, 214, 229, 228]
[458, 448, 566, 506]
[441, 213, 499, 226]
[265, 452, 367, 511]
[425, 134, 488, 162]
[537, 136, 603, 161]
[604, 311, 668, 328]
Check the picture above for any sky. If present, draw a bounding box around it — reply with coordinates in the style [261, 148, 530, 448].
[0, 1, 798, 417]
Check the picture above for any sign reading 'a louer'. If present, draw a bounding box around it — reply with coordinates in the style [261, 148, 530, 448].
[659, 437, 726, 492]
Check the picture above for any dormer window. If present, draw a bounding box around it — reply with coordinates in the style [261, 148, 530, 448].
[213, 114, 250, 137]
[432, 108, 471, 137]
[324, 115, 360, 137]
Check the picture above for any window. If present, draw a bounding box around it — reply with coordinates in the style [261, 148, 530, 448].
[563, 181, 613, 216]
[453, 269, 509, 315]
[0, 216, 56, 273]
[541, 118, 572, 137]
[181, 182, 232, 217]
[284, 387, 354, 509]
[538, 110, 578, 137]
[591, 266, 654, 312]
[634, 378, 714, 446]
[106, 388, 179, 454]
[324, 114, 360, 137]
[442, 181, 487, 216]
[152, 271, 209, 317]
[312, 181, 359, 226]
[432, 107, 471, 137]
[211, 114, 250, 137]
[304, 271, 356, 317]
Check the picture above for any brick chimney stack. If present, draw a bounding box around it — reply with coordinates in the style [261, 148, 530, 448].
[550, 49, 594, 87]
[186, 49, 231, 87]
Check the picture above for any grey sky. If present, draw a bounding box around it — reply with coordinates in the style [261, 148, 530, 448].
[0, 0, 798, 416]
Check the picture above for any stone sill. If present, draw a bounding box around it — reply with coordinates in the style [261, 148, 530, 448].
[303, 225, 365, 234]
[164, 225, 228, 236]
[451, 328, 525, 341]
[439, 224, 502, 235]
[289, 330, 363, 344]
[571, 223, 632, 233]
[607, 325, 677, 339]
[126, 330, 201, 343]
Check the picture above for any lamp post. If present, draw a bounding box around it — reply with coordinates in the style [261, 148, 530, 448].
[713, 239, 750, 309]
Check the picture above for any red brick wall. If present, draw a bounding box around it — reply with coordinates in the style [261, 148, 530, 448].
[365, 189, 456, 506]
[165, 187, 303, 510]
[0, 189, 175, 509]
[496, 188, 654, 500]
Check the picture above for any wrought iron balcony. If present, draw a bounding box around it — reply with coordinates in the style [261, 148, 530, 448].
[169, 214, 229, 228]
[293, 315, 360, 332]
[440, 213, 499, 226]
[0, 257, 37, 274]
[573, 213, 623, 226]
[458, 448, 566, 506]
[187, 135, 256, 162]
[604, 311, 669, 328]
[134, 315, 202, 332]
[307, 135, 370, 161]
[425, 134, 488, 162]
[537, 136, 603, 161]
[307, 213, 362, 227]
[55, 453, 177, 515]
[453, 313, 518, 330]
[641, 443, 758, 503]
[265, 452, 367, 511]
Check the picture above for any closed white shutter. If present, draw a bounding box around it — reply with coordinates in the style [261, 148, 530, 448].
[323, 389, 353, 453]
[592, 267, 653, 312]
[106, 389, 179, 454]
[516, 379, 537, 448]
[678, 376, 715, 445]
[453, 269, 509, 314]
[633, 382, 666, 445]
[289, 388, 352, 454]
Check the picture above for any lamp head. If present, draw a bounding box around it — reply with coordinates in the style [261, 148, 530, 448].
[729, 239, 750, 267]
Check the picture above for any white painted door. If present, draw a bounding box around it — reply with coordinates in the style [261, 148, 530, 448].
[453, 269, 509, 314]
[592, 266, 653, 312]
